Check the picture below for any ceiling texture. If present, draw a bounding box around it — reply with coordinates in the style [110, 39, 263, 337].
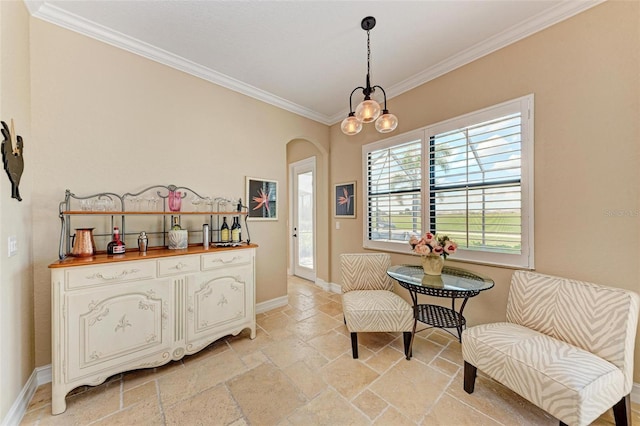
[25, 0, 602, 125]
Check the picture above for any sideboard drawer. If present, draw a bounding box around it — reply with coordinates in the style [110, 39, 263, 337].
[201, 249, 252, 271]
[65, 261, 155, 289]
[157, 255, 200, 277]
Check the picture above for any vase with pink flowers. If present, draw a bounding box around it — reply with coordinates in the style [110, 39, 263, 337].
[408, 232, 458, 275]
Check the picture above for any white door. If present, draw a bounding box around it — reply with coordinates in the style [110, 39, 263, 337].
[290, 158, 316, 281]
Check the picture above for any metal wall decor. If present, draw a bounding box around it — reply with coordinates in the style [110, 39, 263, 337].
[1, 119, 24, 201]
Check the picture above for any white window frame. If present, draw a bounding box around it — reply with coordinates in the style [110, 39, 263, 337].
[362, 94, 534, 269]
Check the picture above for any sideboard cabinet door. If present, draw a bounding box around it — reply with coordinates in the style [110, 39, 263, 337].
[64, 279, 172, 382]
[186, 266, 253, 351]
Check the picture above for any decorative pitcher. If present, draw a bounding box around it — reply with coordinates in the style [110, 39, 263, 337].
[71, 228, 96, 257]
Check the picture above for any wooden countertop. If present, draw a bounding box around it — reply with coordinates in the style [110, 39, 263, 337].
[49, 243, 258, 268]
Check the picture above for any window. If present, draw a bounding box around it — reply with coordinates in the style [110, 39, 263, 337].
[363, 95, 534, 268]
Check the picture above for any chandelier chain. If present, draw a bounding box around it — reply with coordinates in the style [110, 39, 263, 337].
[366, 30, 371, 79]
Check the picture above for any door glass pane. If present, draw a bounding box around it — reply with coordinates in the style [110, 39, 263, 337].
[297, 171, 314, 269]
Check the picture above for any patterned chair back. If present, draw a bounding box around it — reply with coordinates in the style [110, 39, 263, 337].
[506, 270, 639, 393]
[340, 253, 393, 293]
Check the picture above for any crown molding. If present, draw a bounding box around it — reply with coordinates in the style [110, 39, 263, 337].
[26, 0, 603, 127]
[328, 0, 605, 125]
[23, 0, 44, 15]
[25, 1, 333, 125]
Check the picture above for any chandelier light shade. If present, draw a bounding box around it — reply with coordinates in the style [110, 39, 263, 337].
[341, 112, 363, 135]
[375, 110, 399, 133]
[355, 99, 381, 123]
[341, 16, 398, 136]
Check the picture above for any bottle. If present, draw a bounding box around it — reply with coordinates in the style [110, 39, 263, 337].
[220, 217, 230, 242]
[172, 216, 181, 230]
[137, 231, 148, 253]
[202, 224, 210, 249]
[107, 226, 126, 255]
[231, 216, 241, 243]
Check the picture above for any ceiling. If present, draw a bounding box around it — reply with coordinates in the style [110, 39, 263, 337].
[25, 1, 602, 125]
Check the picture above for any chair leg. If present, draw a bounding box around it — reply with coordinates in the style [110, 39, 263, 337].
[463, 361, 477, 394]
[350, 332, 359, 359]
[557, 394, 631, 426]
[612, 394, 630, 426]
[403, 332, 412, 360]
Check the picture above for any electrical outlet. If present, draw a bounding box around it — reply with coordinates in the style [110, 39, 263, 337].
[8, 236, 17, 257]
[335, 221, 340, 230]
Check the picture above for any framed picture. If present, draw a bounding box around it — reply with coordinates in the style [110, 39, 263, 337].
[246, 177, 278, 220]
[334, 181, 356, 218]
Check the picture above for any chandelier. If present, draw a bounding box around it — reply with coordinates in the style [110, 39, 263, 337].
[341, 16, 398, 136]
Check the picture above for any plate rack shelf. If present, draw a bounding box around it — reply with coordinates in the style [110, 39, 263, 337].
[58, 184, 250, 259]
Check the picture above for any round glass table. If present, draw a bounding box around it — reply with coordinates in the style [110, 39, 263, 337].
[387, 264, 494, 349]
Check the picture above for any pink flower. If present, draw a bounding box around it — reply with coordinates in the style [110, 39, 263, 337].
[414, 244, 431, 255]
[337, 187, 353, 211]
[252, 188, 271, 214]
[432, 245, 444, 256]
[444, 241, 458, 255]
[423, 232, 437, 244]
[409, 235, 420, 247]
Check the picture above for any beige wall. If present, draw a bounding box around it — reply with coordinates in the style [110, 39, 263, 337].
[330, 1, 640, 382]
[1, 1, 639, 418]
[29, 18, 329, 367]
[0, 0, 34, 419]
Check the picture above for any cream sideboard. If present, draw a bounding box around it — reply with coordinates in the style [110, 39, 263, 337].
[49, 245, 257, 415]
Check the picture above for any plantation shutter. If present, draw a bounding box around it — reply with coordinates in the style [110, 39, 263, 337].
[362, 95, 533, 268]
[429, 112, 523, 254]
[366, 139, 422, 242]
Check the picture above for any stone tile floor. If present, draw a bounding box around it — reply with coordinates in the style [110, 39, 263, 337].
[21, 275, 640, 425]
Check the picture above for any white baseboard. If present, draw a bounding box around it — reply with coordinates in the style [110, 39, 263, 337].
[36, 364, 52, 386]
[256, 295, 288, 314]
[255, 280, 340, 315]
[314, 278, 341, 294]
[1, 365, 51, 426]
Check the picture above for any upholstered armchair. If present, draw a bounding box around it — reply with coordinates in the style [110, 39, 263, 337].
[340, 253, 414, 359]
[462, 270, 639, 426]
